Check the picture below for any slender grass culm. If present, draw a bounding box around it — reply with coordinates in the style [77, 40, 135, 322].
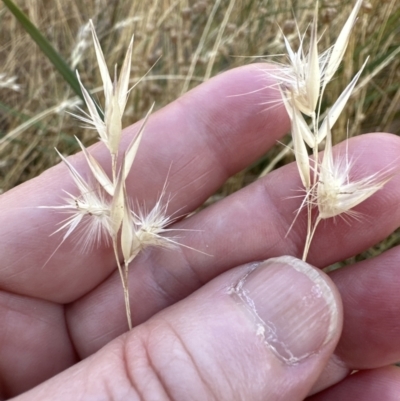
[40, 22, 179, 330]
[273, 0, 393, 261]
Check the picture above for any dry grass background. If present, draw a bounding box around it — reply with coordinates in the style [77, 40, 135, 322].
[0, 0, 399, 263]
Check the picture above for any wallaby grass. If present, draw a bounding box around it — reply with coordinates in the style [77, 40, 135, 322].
[0, 0, 399, 261]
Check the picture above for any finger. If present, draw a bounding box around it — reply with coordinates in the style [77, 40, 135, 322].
[0, 291, 76, 397]
[13, 257, 342, 401]
[0, 64, 289, 302]
[333, 245, 400, 368]
[308, 245, 400, 394]
[68, 133, 400, 356]
[308, 366, 400, 401]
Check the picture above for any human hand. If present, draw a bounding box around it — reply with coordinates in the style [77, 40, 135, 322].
[1, 64, 399, 400]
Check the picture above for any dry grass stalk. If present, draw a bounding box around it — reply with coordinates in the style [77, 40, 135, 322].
[275, 0, 393, 261]
[41, 22, 178, 330]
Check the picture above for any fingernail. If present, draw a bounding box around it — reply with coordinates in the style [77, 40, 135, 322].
[231, 256, 339, 364]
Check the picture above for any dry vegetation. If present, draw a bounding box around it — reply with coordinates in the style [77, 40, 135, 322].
[0, 0, 399, 262]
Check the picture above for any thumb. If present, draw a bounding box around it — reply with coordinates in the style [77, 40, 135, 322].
[15, 256, 342, 401]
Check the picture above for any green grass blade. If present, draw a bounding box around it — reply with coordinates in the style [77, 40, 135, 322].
[1, 0, 102, 116]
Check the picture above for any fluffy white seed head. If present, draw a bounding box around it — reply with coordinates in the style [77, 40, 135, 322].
[40, 150, 113, 250]
[133, 195, 177, 251]
[0, 73, 20, 91]
[41, 183, 112, 251]
[275, 0, 363, 120]
[74, 21, 134, 156]
[316, 132, 391, 220]
[62, 188, 111, 248]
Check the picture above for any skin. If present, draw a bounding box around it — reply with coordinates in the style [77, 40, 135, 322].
[0, 64, 399, 400]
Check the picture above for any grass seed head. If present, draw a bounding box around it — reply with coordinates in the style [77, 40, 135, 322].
[40, 155, 112, 251]
[316, 130, 391, 220]
[74, 21, 134, 157]
[282, 94, 312, 188]
[275, 0, 363, 120]
[132, 193, 177, 251]
[0, 73, 20, 91]
[54, 188, 112, 251]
